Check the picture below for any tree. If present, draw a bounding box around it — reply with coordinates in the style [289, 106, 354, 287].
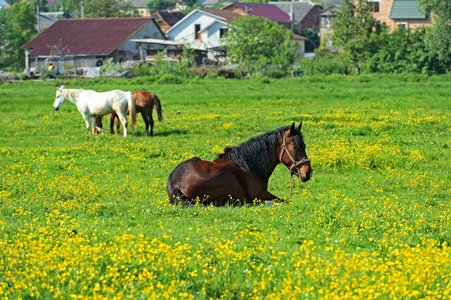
[417, 0, 451, 68]
[48, 0, 82, 18]
[225, 16, 300, 77]
[364, 27, 444, 74]
[300, 28, 319, 52]
[0, 1, 36, 71]
[49, 0, 134, 18]
[146, 0, 176, 14]
[331, 0, 387, 74]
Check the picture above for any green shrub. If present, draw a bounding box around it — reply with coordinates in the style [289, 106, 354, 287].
[134, 63, 152, 77]
[300, 52, 352, 75]
[260, 76, 270, 84]
[155, 74, 182, 85]
[264, 67, 287, 78]
[363, 27, 444, 75]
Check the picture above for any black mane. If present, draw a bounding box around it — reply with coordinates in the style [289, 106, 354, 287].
[217, 126, 304, 178]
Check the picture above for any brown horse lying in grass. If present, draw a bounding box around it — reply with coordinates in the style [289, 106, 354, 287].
[95, 90, 163, 136]
[167, 122, 312, 206]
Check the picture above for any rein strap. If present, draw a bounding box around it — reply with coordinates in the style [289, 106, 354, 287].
[279, 134, 311, 201]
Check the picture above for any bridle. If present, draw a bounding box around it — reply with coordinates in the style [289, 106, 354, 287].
[279, 134, 310, 176]
[279, 134, 311, 200]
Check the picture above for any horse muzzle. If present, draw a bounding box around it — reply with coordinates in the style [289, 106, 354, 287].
[298, 169, 312, 182]
[290, 159, 312, 182]
[53, 105, 59, 111]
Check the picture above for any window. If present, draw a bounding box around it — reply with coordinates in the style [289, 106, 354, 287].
[397, 22, 407, 30]
[220, 28, 228, 38]
[368, 0, 380, 13]
[321, 16, 334, 28]
[195, 24, 201, 39]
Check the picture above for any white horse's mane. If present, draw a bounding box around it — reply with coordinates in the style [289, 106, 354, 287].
[59, 86, 84, 101]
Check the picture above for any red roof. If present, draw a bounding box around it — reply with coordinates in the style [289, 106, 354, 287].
[201, 9, 243, 23]
[151, 11, 185, 27]
[222, 2, 295, 23]
[23, 18, 154, 56]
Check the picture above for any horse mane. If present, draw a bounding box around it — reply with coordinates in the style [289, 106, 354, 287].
[60, 87, 84, 100]
[217, 126, 304, 178]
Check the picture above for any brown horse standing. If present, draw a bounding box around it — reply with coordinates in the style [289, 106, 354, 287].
[95, 90, 163, 136]
[167, 123, 312, 206]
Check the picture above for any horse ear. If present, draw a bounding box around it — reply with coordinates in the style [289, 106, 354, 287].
[288, 122, 296, 136]
[297, 121, 302, 131]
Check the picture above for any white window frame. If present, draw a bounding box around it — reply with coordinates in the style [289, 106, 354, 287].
[396, 22, 408, 30]
[367, 0, 380, 13]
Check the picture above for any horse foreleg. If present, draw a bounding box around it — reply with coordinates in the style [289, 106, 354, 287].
[82, 115, 92, 134]
[141, 113, 151, 136]
[94, 116, 104, 134]
[115, 116, 120, 135]
[255, 190, 284, 204]
[90, 116, 98, 135]
[110, 112, 119, 134]
[116, 113, 128, 137]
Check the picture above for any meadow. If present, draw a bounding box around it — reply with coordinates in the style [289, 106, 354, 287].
[1, 74, 450, 299]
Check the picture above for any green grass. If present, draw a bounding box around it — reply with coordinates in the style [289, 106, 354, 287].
[1, 74, 450, 299]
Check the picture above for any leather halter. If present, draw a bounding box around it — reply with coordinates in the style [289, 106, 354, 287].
[279, 134, 311, 201]
[279, 134, 310, 176]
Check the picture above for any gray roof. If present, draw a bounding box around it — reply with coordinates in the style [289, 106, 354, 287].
[37, 12, 65, 31]
[197, 0, 221, 7]
[270, 1, 322, 23]
[127, 0, 148, 9]
[389, 0, 426, 19]
[318, 0, 343, 6]
[319, 4, 341, 16]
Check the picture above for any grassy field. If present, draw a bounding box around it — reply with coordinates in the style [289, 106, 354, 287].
[1, 74, 450, 299]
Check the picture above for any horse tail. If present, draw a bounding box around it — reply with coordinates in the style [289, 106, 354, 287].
[167, 176, 187, 206]
[168, 188, 188, 206]
[126, 91, 137, 131]
[152, 94, 163, 122]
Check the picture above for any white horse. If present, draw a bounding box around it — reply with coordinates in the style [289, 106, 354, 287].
[53, 86, 137, 137]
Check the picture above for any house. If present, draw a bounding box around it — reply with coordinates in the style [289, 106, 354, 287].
[166, 7, 307, 64]
[368, 0, 431, 31]
[151, 10, 186, 32]
[22, 18, 165, 73]
[126, 0, 149, 16]
[0, 0, 9, 8]
[196, 0, 227, 8]
[36, 12, 65, 32]
[270, 1, 323, 33]
[319, 4, 341, 50]
[220, 2, 295, 30]
[166, 8, 241, 63]
[322, 0, 344, 5]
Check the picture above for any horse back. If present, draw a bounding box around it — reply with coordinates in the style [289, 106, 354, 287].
[132, 90, 153, 110]
[79, 90, 128, 115]
[167, 157, 247, 206]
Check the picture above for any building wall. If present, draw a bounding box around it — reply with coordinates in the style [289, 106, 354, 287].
[26, 55, 100, 74]
[117, 21, 165, 56]
[167, 11, 228, 51]
[26, 20, 165, 72]
[300, 5, 322, 32]
[366, 0, 431, 31]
